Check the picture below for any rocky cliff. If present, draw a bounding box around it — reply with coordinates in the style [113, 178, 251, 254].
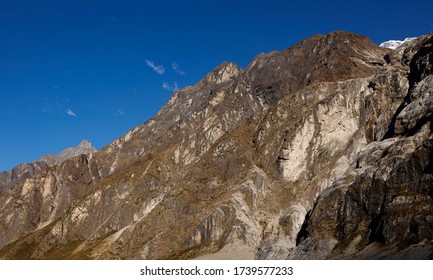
[0, 140, 96, 193]
[0, 31, 432, 259]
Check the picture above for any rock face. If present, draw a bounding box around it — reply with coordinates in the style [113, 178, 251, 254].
[0, 31, 432, 260]
[0, 140, 96, 193]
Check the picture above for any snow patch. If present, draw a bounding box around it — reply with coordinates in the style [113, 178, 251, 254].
[379, 37, 417, 49]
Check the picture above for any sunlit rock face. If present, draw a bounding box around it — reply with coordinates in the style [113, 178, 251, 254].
[1, 31, 432, 260]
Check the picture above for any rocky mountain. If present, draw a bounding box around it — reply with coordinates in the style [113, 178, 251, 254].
[0, 140, 96, 193]
[0, 31, 432, 260]
[37, 140, 96, 166]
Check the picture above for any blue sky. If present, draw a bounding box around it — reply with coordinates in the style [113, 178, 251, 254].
[1, 0, 432, 171]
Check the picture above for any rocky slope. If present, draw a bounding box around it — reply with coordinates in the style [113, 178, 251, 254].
[0, 140, 96, 193]
[0, 31, 432, 259]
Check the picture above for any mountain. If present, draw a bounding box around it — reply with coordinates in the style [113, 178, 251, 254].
[379, 37, 417, 49]
[0, 140, 96, 193]
[0, 31, 432, 260]
[37, 140, 97, 166]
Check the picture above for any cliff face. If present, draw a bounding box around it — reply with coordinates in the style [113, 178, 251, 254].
[0, 140, 96, 194]
[0, 31, 432, 259]
[290, 34, 433, 259]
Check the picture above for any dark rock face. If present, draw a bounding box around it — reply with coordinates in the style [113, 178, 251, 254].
[0, 31, 432, 260]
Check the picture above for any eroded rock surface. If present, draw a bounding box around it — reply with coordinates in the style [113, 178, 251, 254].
[0, 140, 96, 194]
[1, 31, 432, 259]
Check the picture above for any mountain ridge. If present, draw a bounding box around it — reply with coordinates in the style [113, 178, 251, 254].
[380, 37, 417, 49]
[1, 31, 432, 259]
[0, 140, 96, 193]
[37, 140, 96, 166]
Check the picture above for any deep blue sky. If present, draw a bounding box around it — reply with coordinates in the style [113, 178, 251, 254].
[1, 0, 432, 171]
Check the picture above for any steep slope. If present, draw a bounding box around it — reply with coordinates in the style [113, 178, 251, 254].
[290, 34, 433, 259]
[0, 31, 432, 259]
[0, 140, 96, 194]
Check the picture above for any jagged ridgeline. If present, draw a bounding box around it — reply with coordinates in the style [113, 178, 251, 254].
[0, 140, 96, 193]
[1, 31, 432, 259]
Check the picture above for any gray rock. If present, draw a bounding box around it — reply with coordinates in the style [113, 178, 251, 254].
[0, 140, 96, 193]
[0, 31, 432, 260]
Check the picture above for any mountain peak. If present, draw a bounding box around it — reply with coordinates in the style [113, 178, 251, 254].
[78, 139, 94, 149]
[245, 31, 387, 102]
[379, 37, 417, 49]
[1, 140, 96, 193]
[203, 61, 241, 84]
[38, 140, 96, 166]
[1, 31, 433, 260]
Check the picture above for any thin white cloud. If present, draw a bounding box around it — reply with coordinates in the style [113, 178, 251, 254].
[116, 109, 124, 116]
[162, 82, 179, 92]
[146, 60, 165, 75]
[110, 16, 118, 23]
[172, 62, 186, 75]
[65, 108, 77, 117]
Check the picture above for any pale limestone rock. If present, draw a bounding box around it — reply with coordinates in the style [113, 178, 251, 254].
[1, 31, 433, 260]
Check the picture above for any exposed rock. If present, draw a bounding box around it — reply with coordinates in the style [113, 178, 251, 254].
[0, 140, 96, 193]
[289, 34, 433, 260]
[38, 140, 96, 166]
[0, 31, 432, 260]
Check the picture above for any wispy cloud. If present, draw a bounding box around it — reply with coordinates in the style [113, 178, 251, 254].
[172, 62, 186, 75]
[65, 108, 77, 117]
[146, 60, 165, 75]
[110, 16, 118, 23]
[162, 82, 179, 92]
[115, 109, 124, 116]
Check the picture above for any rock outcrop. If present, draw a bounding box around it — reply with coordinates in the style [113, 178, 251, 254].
[0, 140, 96, 193]
[0, 31, 432, 259]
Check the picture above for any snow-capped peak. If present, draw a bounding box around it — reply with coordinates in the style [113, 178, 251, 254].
[379, 37, 417, 49]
